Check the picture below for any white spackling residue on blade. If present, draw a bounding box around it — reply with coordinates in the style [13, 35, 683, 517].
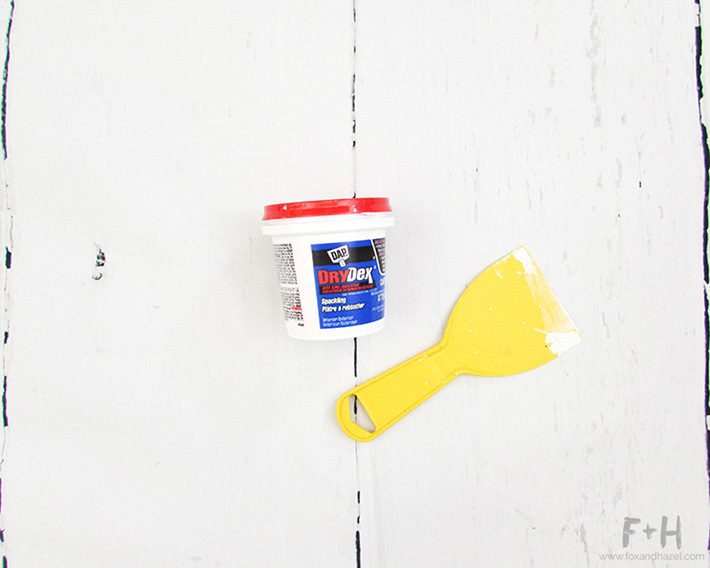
[546, 330, 582, 355]
[512, 246, 537, 274]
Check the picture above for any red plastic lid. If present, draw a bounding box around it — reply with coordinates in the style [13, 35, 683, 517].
[263, 197, 391, 220]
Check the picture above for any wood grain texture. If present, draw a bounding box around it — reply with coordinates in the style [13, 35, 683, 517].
[4, 1, 357, 566]
[0, 0, 708, 566]
[355, 0, 709, 566]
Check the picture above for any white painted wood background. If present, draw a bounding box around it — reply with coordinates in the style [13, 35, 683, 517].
[0, 0, 708, 566]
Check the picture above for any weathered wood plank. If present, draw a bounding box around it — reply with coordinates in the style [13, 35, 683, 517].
[355, 1, 709, 565]
[4, 2, 357, 566]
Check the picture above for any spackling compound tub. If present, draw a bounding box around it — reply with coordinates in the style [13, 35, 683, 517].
[262, 198, 394, 340]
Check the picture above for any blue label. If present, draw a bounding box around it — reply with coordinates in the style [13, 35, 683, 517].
[311, 238, 386, 329]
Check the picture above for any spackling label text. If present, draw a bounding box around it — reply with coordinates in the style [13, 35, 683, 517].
[311, 239, 386, 329]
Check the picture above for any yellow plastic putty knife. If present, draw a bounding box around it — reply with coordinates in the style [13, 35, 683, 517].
[336, 246, 581, 442]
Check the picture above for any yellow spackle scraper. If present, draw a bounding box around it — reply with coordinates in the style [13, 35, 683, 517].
[336, 246, 581, 442]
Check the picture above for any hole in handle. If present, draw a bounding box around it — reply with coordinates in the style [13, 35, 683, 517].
[348, 395, 376, 433]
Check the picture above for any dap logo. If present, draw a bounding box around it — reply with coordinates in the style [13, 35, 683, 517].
[327, 245, 349, 267]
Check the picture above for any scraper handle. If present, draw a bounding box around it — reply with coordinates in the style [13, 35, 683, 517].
[336, 343, 458, 442]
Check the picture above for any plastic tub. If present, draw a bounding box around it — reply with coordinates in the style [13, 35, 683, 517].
[262, 197, 394, 340]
